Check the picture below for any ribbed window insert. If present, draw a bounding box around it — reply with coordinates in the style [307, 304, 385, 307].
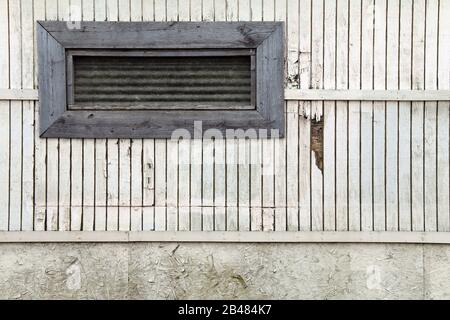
[71, 55, 253, 110]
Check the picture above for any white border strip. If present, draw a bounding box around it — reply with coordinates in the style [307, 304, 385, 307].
[0, 89, 39, 100]
[1, 89, 449, 102]
[285, 89, 450, 101]
[1, 231, 450, 244]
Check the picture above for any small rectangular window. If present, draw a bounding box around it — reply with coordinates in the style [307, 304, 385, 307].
[68, 50, 256, 111]
[37, 21, 284, 138]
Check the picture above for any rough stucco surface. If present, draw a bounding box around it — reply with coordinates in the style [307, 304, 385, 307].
[0, 243, 448, 299]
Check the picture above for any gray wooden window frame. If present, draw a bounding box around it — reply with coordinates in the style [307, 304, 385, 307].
[37, 21, 284, 139]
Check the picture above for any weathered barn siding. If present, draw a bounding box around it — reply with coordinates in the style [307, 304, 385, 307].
[0, 0, 449, 235]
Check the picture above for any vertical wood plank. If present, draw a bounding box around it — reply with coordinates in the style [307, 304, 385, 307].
[348, 0, 361, 231]
[385, 0, 399, 231]
[360, 0, 374, 231]
[335, 0, 348, 231]
[21, 0, 34, 230]
[176, 0, 191, 232]
[298, 0, 310, 231]
[83, 138, 95, 231]
[423, 0, 438, 232]
[399, 0, 412, 231]
[373, 0, 387, 231]
[437, 0, 450, 231]
[250, 0, 263, 231]
[286, 0, 299, 231]
[189, 0, 202, 231]
[45, 0, 59, 231]
[213, 0, 227, 233]
[130, 0, 143, 231]
[262, 0, 275, 231]
[106, 0, 119, 231]
[411, 0, 425, 231]
[225, 0, 239, 231]
[0, 0, 9, 230]
[81, 0, 95, 231]
[93, 0, 107, 231]
[9, 0, 23, 231]
[142, 139, 155, 230]
[33, 0, 46, 231]
[237, 0, 251, 231]
[311, 0, 324, 230]
[70, 0, 83, 231]
[141, 0, 155, 231]
[201, 0, 214, 232]
[323, 0, 336, 231]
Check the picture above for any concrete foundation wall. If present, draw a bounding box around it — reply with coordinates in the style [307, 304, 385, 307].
[0, 243, 449, 300]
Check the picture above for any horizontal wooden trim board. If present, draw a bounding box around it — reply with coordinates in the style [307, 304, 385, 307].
[0, 89, 39, 100]
[285, 89, 450, 101]
[1, 89, 449, 102]
[0, 231, 449, 244]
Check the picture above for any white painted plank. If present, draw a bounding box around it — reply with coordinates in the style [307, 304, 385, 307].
[250, 137, 262, 231]
[286, 0, 299, 231]
[437, 0, 450, 231]
[348, 0, 361, 231]
[56, 0, 72, 232]
[69, 1, 84, 232]
[423, 0, 439, 232]
[8, 0, 23, 231]
[323, 0, 336, 231]
[105, 0, 119, 231]
[93, 0, 107, 231]
[214, 137, 227, 231]
[310, 0, 324, 231]
[118, 0, 132, 232]
[0, 0, 8, 232]
[176, 0, 190, 233]
[223, 0, 238, 231]
[261, 0, 276, 230]
[44, 0, 59, 231]
[142, 139, 155, 230]
[70, 136, 83, 231]
[398, 0, 413, 231]
[360, 0, 374, 231]
[189, 0, 202, 231]
[21, 0, 34, 231]
[154, 139, 166, 230]
[284, 89, 450, 101]
[385, 0, 399, 231]
[0, 0, 10, 230]
[202, 137, 214, 230]
[107, 139, 119, 230]
[141, 0, 155, 231]
[335, 0, 348, 231]
[297, 0, 310, 231]
[238, 138, 250, 231]
[411, 0, 425, 231]
[236, 0, 251, 232]
[80, 1, 95, 232]
[250, 0, 263, 232]
[118, 139, 131, 231]
[154, 0, 165, 21]
[166, 138, 178, 231]
[226, 0, 238, 21]
[128, 0, 143, 233]
[373, 0, 387, 231]
[226, 137, 239, 231]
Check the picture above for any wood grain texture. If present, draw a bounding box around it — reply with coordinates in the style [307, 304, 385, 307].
[0, 0, 449, 240]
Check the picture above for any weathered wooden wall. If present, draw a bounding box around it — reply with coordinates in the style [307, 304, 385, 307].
[0, 0, 449, 235]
